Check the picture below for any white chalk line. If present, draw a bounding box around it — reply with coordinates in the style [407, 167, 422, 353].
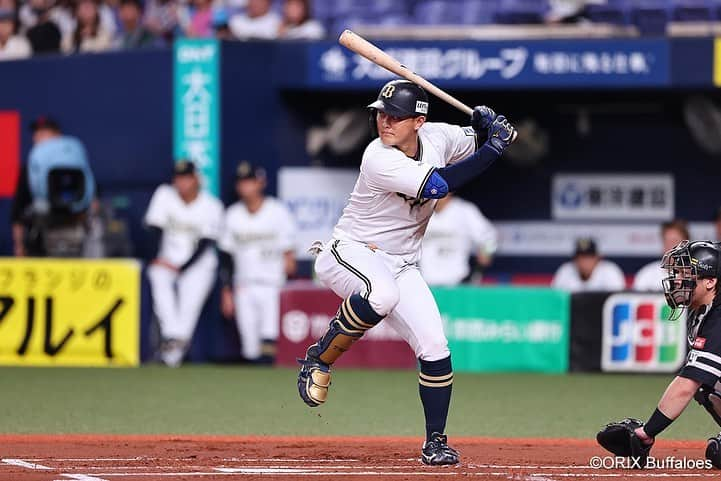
[1, 458, 53, 470]
[58, 465, 212, 470]
[1, 457, 112, 481]
[64, 471, 721, 478]
[57, 474, 110, 481]
[3, 457, 719, 479]
[220, 458, 362, 463]
[25, 458, 158, 462]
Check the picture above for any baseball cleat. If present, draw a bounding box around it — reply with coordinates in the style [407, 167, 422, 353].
[159, 339, 186, 368]
[296, 351, 332, 408]
[705, 433, 721, 468]
[421, 432, 460, 466]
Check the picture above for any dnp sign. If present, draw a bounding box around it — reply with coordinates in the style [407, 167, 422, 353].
[601, 294, 687, 372]
[173, 38, 220, 195]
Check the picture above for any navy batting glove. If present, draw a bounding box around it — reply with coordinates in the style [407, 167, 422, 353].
[471, 105, 496, 134]
[485, 115, 517, 154]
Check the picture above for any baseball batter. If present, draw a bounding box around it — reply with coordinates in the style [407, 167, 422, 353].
[421, 193, 498, 286]
[145, 161, 224, 367]
[219, 162, 297, 363]
[296, 80, 517, 465]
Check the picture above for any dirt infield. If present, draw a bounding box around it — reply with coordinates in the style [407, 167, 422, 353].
[0, 434, 716, 481]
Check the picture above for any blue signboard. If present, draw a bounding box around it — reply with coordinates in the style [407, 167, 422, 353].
[307, 39, 671, 89]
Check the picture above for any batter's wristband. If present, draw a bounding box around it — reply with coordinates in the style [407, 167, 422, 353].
[644, 408, 673, 437]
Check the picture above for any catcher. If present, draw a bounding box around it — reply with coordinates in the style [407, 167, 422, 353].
[597, 240, 721, 469]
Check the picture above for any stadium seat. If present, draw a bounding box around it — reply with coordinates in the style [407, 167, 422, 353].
[331, 16, 365, 35]
[631, 0, 671, 35]
[413, 0, 463, 25]
[368, 0, 411, 17]
[310, 0, 335, 22]
[331, 0, 368, 18]
[376, 14, 413, 26]
[671, 0, 713, 21]
[459, 0, 501, 25]
[585, 0, 631, 25]
[493, 0, 549, 24]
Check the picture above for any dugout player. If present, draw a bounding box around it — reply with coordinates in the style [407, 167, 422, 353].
[551, 237, 626, 292]
[145, 161, 223, 367]
[420, 193, 497, 286]
[218, 162, 297, 364]
[597, 240, 721, 468]
[295, 79, 517, 466]
[633, 219, 689, 291]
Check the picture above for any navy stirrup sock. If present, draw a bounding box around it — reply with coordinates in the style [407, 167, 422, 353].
[418, 356, 453, 442]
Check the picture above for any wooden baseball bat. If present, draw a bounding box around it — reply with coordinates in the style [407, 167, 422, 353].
[338, 29, 473, 116]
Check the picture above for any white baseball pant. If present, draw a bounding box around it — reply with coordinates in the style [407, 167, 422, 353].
[314, 239, 449, 362]
[233, 284, 280, 360]
[147, 250, 217, 342]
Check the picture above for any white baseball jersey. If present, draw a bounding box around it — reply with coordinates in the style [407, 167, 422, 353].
[219, 197, 297, 286]
[144, 184, 223, 266]
[551, 260, 626, 293]
[332, 122, 476, 263]
[421, 197, 498, 286]
[633, 260, 665, 291]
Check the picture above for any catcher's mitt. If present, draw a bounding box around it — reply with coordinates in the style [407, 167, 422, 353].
[596, 418, 653, 468]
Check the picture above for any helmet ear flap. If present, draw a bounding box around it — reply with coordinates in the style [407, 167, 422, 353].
[368, 108, 378, 139]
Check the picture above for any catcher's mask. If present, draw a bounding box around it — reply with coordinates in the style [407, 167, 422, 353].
[661, 240, 720, 319]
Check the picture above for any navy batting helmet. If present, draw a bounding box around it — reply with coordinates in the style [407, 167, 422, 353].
[368, 80, 429, 118]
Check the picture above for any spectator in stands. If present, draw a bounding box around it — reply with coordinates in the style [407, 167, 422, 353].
[546, 0, 590, 23]
[633, 219, 690, 292]
[420, 194, 497, 286]
[0, 7, 31, 60]
[715, 207, 721, 242]
[114, 0, 158, 49]
[143, 0, 180, 41]
[228, 0, 279, 40]
[20, 0, 63, 34]
[552, 237, 626, 292]
[62, 0, 113, 53]
[184, 0, 214, 37]
[23, 0, 61, 54]
[212, 8, 232, 40]
[277, 0, 324, 40]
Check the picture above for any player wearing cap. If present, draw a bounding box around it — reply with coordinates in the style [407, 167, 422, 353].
[144, 160, 224, 367]
[420, 193, 498, 286]
[551, 237, 626, 293]
[218, 162, 297, 364]
[295, 79, 517, 466]
[597, 240, 721, 469]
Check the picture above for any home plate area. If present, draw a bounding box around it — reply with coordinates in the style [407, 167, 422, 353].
[0, 435, 717, 480]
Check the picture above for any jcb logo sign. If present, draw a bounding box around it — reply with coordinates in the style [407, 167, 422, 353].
[381, 85, 395, 98]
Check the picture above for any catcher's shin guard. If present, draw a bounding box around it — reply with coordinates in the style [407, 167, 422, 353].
[706, 433, 721, 469]
[695, 387, 721, 427]
[297, 294, 383, 407]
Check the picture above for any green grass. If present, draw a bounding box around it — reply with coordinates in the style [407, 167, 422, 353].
[0, 366, 716, 440]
